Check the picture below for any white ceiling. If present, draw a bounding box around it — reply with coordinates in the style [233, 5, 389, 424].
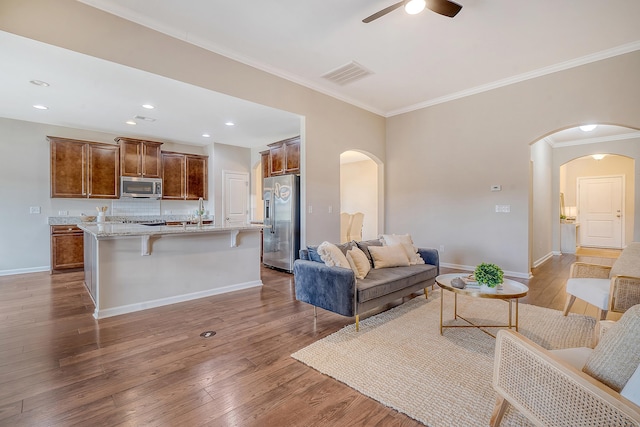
[2, 0, 640, 148]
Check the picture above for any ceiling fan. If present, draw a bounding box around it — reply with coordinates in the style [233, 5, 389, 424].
[363, 0, 462, 23]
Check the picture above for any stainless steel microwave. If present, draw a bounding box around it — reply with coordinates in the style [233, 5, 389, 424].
[120, 177, 162, 199]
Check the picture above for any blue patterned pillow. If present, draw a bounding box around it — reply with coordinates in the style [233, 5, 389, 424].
[306, 246, 324, 263]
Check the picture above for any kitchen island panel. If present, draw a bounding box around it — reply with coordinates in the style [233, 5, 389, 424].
[84, 227, 262, 319]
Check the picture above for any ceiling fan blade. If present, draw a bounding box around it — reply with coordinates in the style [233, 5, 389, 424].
[362, 1, 405, 23]
[425, 0, 462, 18]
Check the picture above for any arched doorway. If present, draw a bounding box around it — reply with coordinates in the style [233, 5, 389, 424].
[530, 124, 640, 269]
[340, 150, 383, 241]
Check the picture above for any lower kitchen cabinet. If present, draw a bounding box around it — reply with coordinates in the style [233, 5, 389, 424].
[50, 225, 84, 272]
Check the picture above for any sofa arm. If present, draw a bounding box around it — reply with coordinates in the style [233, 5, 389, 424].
[293, 259, 356, 317]
[570, 262, 611, 279]
[418, 248, 439, 275]
[492, 329, 640, 426]
[611, 275, 640, 313]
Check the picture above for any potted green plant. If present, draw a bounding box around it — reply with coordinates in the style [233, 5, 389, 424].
[474, 263, 504, 292]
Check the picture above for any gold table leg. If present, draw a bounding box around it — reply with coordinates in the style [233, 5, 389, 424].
[508, 299, 512, 329]
[440, 286, 444, 335]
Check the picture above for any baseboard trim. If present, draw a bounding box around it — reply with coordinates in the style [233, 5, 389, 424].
[93, 280, 263, 319]
[440, 262, 530, 280]
[533, 252, 555, 268]
[0, 266, 50, 276]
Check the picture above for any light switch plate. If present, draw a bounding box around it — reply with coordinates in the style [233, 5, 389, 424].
[29, 206, 41, 214]
[495, 205, 511, 213]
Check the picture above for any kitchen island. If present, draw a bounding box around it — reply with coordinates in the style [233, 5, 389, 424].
[79, 222, 264, 319]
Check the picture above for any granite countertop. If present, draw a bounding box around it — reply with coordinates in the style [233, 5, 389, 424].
[78, 222, 265, 238]
[48, 215, 206, 225]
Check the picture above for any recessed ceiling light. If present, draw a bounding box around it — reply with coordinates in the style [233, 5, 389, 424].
[142, 104, 155, 109]
[125, 120, 137, 125]
[33, 104, 48, 110]
[30, 80, 50, 87]
[202, 133, 211, 138]
[579, 124, 597, 132]
[225, 121, 235, 126]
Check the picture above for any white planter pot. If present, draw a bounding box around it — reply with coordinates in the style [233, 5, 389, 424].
[480, 283, 498, 293]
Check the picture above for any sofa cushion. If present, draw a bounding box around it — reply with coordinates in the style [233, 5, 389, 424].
[381, 234, 424, 265]
[369, 244, 410, 269]
[565, 278, 610, 310]
[306, 245, 324, 263]
[317, 241, 351, 269]
[356, 239, 383, 267]
[583, 304, 640, 392]
[356, 264, 438, 303]
[609, 242, 640, 279]
[346, 247, 371, 280]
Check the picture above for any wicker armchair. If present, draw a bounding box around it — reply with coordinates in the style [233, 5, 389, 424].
[491, 328, 640, 427]
[563, 247, 640, 320]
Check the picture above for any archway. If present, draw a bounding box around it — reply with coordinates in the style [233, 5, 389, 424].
[530, 124, 640, 270]
[340, 150, 383, 241]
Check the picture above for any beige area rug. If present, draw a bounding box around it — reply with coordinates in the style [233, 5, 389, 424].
[292, 292, 597, 427]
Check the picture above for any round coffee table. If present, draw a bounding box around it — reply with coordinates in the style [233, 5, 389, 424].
[436, 273, 529, 336]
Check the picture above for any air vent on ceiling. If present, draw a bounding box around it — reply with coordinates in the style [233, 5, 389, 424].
[134, 115, 156, 122]
[322, 61, 373, 86]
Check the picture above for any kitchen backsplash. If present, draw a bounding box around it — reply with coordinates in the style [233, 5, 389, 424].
[111, 199, 161, 216]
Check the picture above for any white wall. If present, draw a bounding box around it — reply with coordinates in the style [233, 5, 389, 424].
[531, 140, 554, 266]
[340, 160, 378, 240]
[212, 143, 251, 226]
[387, 52, 640, 277]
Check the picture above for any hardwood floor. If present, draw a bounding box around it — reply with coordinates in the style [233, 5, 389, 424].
[0, 252, 619, 426]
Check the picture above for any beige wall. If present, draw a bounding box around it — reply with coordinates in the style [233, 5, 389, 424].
[531, 140, 554, 266]
[0, 0, 386, 249]
[387, 52, 640, 276]
[2, 1, 640, 276]
[340, 159, 379, 240]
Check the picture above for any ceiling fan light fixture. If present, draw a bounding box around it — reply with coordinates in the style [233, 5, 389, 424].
[404, 0, 426, 15]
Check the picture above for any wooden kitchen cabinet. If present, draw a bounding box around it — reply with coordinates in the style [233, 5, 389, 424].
[51, 225, 84, 272]
[162, 151, 208, 200]
[116, 137, 163, 178]
[264, 136, 300, 177]
[49, 136, 119, 199]
[260, 150, 270, 179]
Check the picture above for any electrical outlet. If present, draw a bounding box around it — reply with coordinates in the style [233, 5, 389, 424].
[308, 205, 313, 214]
[328, 205, 333, 214]
[29, 206, 41, 214]
[439, 245, 445, 253]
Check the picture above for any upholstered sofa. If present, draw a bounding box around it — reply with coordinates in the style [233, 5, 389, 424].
[293, 238, 439, 330]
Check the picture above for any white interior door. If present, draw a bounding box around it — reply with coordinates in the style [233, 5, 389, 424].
[577, 175, 624, 249]
[223, 171, 249, 226]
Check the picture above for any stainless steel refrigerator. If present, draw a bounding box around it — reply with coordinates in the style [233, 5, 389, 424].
[263, 175, 300, 272]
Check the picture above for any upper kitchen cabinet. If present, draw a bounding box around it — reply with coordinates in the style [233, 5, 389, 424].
[161, 151, 208, 200]
[267, 136, 300, 176]
[49, 136, 119, 199]
[116, 137, 163, 178]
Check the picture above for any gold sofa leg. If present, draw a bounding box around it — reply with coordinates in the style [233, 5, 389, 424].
[424, 287, 428, 299]
[355, 314, 360, 332]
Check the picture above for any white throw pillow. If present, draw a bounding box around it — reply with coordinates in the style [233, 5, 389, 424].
[317, 241, 351, 269]
[369, 244, 410, 269]
[346, 247, 371, 279]
[381, 234, 424, 265]
[621, 363, 640, 407]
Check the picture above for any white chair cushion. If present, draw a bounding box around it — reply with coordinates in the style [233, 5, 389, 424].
[566, 278, 611, 310]
[621, 363, 640, 407]
[550, 347, 593, 370]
